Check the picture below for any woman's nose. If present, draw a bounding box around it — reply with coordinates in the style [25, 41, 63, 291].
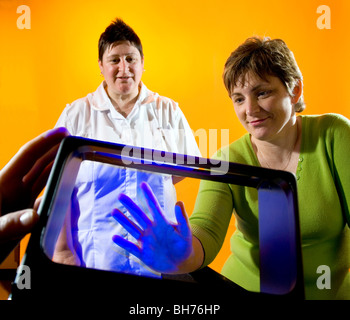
[119, 59, 129, 72]
[246, 98, 260, 116]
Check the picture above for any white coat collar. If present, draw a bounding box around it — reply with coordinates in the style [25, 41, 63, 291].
[90, 81, 155, 113]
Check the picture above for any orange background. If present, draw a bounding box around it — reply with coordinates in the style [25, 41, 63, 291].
[1, 0, 350, 274]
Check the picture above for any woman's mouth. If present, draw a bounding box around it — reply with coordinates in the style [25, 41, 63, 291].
[249, 118, 268, 126]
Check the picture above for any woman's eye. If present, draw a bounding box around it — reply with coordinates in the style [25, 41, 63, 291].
[258, 90, 271, 98]
[234, 97, 244, 104]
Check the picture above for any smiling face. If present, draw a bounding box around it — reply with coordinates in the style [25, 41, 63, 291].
[232, 71, 301, 144]
[98, 41, 144, 100]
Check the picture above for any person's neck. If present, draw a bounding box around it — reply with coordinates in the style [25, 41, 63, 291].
[106, 86, 140, 118]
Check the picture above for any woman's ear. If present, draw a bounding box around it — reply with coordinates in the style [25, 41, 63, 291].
[98, 60, 104, 74]
[291, 80, 303, 105]
[142, 56, 145, 72]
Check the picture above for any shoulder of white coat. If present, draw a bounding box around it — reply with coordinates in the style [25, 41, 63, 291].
[64, 82, 109, 113]
[65, 95, 92, 112]
[57, 95, 94, 132]
[141, 88, 179, 112]
[155, 94, 178, 112]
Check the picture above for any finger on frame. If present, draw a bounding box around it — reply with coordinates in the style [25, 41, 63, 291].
[13, 128, 69, 175]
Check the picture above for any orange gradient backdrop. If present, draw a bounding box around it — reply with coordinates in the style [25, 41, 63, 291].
[1, 0, 350, 273]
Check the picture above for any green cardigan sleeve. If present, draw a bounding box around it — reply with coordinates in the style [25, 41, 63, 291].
[189, 142, 241, 267]
[189, 178, 234, 267]
[189, 135, 258, 267]
[331, 114, 350, 227]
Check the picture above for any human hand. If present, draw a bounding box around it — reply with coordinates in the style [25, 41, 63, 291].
[0, 127, 69, 262]
[0, 209, 39, 262]
[112, 182, 193, 273]
[0, 127, 69, 214]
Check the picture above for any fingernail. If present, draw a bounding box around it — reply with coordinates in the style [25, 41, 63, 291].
[19, 210, 36, 226]
[43, 127, 70, 138]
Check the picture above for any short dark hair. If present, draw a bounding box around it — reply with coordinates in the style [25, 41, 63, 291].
[98, 18, 144, 61]
[223, 37, 305, 112]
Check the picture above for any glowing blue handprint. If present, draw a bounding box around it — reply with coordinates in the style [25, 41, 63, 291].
[112, 182, 193, 273]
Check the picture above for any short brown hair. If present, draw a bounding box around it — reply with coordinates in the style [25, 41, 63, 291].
[223, 37, 305, 112]
[98, 18, 143, 62]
